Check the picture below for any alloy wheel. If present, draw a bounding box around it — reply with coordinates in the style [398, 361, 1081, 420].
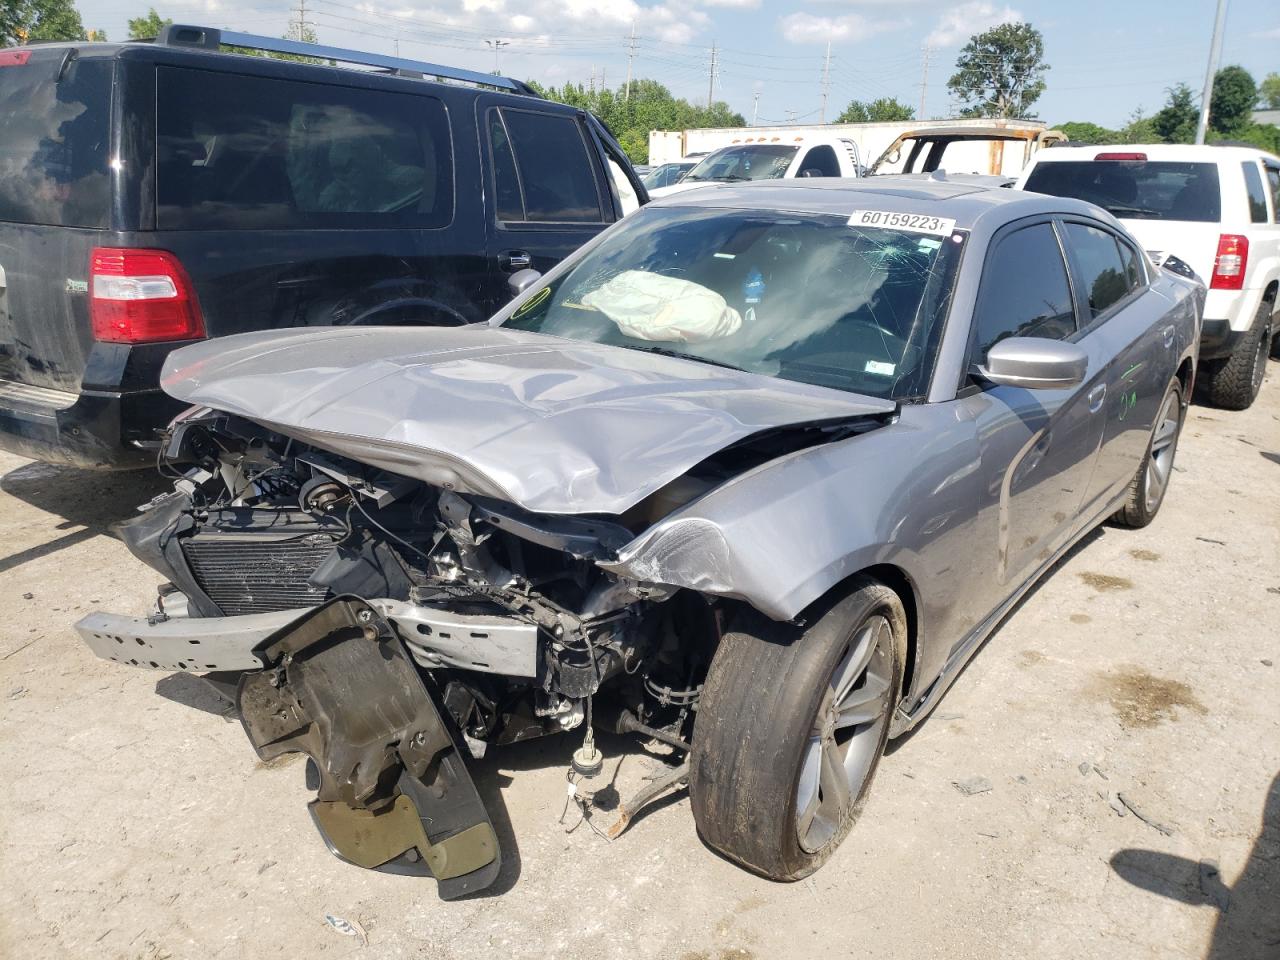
[795, 616, 894, 853]
[1143, 388, 1182, 513]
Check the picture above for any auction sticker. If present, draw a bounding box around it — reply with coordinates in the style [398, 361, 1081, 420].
[849, 209, 957, 236]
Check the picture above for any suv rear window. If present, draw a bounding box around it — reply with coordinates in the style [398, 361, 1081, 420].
[1025, 160, 1222, 223]
[157, 67, 453, 231]
[0, 53, 111, 228]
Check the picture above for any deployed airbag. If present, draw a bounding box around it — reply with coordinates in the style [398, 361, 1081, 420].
[582, 270, 743, 343]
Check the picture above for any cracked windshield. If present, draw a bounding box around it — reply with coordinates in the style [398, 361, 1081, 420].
[501, 206, 962, 399]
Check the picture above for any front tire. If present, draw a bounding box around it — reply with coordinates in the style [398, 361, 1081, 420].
[1202, 297, 1273, 410]
[1112, 378, 1184, 529]
[690, 578, 903, 880]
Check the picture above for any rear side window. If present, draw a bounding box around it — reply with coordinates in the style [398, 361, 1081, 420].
[971, 222, 1076, 362]
[488, 109, 603, 223]
[1242, 162, 1269, 223]
[1025, 160, 1222, 223]
[1267, 165, 1280, 224]
[1063, 222, 1131, 321]
[0, 54, 111, 228]
[156, 67, 453, 230]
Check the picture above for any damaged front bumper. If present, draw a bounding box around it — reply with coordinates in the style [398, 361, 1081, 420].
[76, 596, 504, 899]
[75, 598, 539, 678]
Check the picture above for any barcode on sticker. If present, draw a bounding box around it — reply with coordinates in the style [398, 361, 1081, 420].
[849, 210, 957, 236]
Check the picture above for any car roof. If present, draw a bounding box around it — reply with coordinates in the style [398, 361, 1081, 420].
[1031, 143, 1279, 163]
[14, 38, 544, 102]
[645, 177, 1102, 231]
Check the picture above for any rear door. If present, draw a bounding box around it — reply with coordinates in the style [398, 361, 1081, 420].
[0, 49, 113, 395]
[1061, 219, 1170, 523]
[151, 64, 486, 336]
[478, 99, 613, 297]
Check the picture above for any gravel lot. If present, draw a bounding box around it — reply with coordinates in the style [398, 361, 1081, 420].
[1, 371, 1277, 960]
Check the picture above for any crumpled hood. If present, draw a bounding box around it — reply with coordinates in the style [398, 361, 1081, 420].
[161, 325, 893, 515]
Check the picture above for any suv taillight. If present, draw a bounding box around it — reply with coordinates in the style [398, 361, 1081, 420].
[90, 248, 205, 343]
[1209, 234, 1248, 291]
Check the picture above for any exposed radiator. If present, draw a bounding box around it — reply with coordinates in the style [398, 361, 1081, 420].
[180, 510, 338, 615]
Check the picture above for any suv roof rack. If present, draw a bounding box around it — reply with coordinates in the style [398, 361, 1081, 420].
[152, 24, 534, 94]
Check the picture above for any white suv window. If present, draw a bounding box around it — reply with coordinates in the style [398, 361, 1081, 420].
[1024, 159, 1222, 223]
[1265, 162, 1280, 224]
[1242, 161, 1270, 224]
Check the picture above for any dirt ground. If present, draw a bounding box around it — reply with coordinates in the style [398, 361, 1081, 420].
[1, 371, 1277, 960]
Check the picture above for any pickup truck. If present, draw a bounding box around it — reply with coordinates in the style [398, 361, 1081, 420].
[648, 135, 862, 197]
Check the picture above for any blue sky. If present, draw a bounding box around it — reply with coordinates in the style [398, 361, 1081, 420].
[77, 0, 1279, 129]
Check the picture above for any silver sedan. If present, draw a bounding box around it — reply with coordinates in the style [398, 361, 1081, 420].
[78, 178, 1204, 892]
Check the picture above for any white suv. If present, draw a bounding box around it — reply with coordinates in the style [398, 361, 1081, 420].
[1018, 144, 1280, 409]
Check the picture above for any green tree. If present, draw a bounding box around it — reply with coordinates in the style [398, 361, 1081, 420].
[531, 76, 745, 164]
[1261, 72, 1280, 110]
[1209, 65, 1256, 135]
[836, 97, 914, 124]
[4, 0, 86, 43]
[946, 22, 1049, 118]
[127, 7, 169, 39]
[1151, 83, 1198, 144]
[1120, 109, 1157, 144]
[1057, 121, 1118, 144]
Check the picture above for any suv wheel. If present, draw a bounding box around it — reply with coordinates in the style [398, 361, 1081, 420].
[1203, 296, 1273, 410]
[1112, 378, 1184, 529]
[689, 578, 903, 880]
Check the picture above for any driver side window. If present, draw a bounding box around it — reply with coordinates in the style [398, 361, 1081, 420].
[970, 222, 1077, 368]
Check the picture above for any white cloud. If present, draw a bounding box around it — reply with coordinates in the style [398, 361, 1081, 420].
[778, 11, 904, 45]
[925, 2, 1021, 48]
[700, 0, 761, 8]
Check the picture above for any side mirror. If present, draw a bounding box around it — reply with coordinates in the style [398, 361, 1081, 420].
[977, 337, 1088, 390]
[799, 168, 827, 178]
[507, 268, 542, 299]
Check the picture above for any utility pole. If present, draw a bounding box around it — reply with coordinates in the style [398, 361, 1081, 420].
[752, 92, 760, 125]
[1195, 0, 1228, 144]
[290, 0, 312, 40]
[820, 41, 832, 123]
[707, 41, 718, 109]
[485, 39, 509, 76]
[918, 45, 931, 119]
[625, 22, 637, 102]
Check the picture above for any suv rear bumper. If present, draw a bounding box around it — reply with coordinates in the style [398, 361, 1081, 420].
[1200, 319, 1244, 361]
[0, 380, 183, 468]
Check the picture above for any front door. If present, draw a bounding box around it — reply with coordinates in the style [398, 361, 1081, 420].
[961, 218, 1106, 601]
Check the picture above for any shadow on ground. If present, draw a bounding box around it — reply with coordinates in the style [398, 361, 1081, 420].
[1111, 772, 1280, 959]
[0, 460, 166, 576]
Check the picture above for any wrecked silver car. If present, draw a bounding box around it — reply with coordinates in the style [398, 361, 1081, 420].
[78, 179, 1203, 894]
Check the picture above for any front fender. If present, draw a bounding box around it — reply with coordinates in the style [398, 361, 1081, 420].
[601, 412, 966, 624]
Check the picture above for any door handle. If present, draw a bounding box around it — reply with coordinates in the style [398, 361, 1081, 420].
[498, 250, 532, 272]
[1162, 324, 1176, 348]
[1087, 383, 1106, 413]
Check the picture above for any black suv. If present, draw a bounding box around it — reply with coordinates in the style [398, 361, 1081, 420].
[0, 25, 645, 468]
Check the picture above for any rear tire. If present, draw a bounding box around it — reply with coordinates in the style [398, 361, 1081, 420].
[1112, 378, 1184, 529]
[689, 578, 903, 881]
[1202, 297, 1272, 410]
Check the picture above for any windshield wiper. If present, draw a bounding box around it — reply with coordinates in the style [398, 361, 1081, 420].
[1105, 205, 1161, 217]
[715, 175, 751, 182]
[622, 344, 751, 373]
